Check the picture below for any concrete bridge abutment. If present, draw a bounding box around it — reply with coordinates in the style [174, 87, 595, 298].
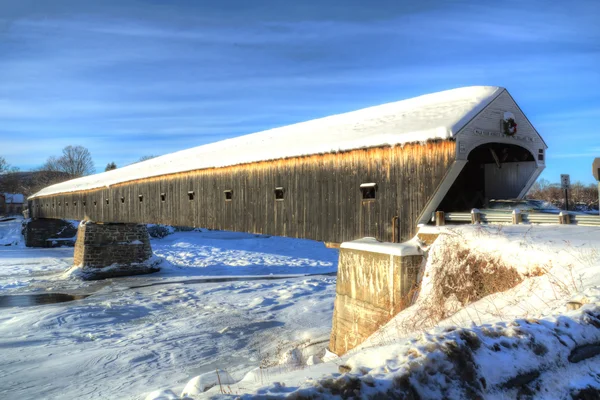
[72, 221, 159, 280]
[329, 238, 423, 356]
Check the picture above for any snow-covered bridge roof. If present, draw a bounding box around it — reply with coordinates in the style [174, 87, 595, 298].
[31, 86, 503, 198]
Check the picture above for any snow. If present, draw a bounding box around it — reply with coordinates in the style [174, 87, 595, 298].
[181, 370, 236, 396]
[359, 182, 377, 188]
[145, 389, 180, 400]
[340, 237, 422, 256]
[0, 217, 24, 247]
[31, 86, 502, 198]
[4, 217, 599, 399]
[191, 224, 600, 399]
[260, 306, 600, 399]
[0, 217, 338, 400]
[153, 231, 337, 276]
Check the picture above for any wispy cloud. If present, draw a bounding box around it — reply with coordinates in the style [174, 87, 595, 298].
[552, 151, 600, 159]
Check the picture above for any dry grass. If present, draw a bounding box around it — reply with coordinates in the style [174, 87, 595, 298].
[394, 230, 525, 336]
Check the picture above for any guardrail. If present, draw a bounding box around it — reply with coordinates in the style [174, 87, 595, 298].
[435, 210, 600, 227]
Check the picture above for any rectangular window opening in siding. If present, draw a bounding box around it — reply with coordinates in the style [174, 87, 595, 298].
[161, 193, 166, 202]
[224, 190, 233, 201]
[538, 149, 544, 161]
[360, 182, 377, 201]
[188, 191, 194, 200]
[275, 187, 285, 201]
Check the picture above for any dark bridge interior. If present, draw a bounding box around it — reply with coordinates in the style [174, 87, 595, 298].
[438, 143, 535, 212]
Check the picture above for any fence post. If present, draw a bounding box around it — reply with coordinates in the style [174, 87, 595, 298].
[435, 211, 445, 226]
[512, 209, 522, 224]
[471, 208, 481, 224]
[559, 211, 571, 225]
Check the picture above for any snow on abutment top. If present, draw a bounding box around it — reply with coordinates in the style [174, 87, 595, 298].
[30, 86, 503, 199]
[340, 237, 423, 256]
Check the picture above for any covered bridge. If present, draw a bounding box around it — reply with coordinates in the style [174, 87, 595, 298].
[29, 86, 546, 244]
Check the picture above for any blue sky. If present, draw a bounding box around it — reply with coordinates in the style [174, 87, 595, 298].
[1, 0, 599, 183]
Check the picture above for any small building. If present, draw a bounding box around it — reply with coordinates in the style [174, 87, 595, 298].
[2, 193, 25, 215]
[29, 86, 547, 244]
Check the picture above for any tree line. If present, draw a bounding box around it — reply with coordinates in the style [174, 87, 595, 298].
[527, 178, 599, 211]
[0, 146, 158, 197]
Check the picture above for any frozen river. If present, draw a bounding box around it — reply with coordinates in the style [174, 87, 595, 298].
[0, 218, 338, 399]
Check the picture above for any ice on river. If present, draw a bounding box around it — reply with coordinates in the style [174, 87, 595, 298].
[0, 218, 338, 399]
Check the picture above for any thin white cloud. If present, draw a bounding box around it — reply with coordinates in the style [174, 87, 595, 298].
[552, 152, 600, 159]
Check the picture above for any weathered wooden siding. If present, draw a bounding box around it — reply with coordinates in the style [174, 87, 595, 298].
[30, 140, 456, 243]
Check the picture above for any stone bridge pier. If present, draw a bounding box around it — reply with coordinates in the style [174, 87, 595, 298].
[24, 218, 78, 247]
[25, 219, 160, 280]
[72, 221, 159, 280]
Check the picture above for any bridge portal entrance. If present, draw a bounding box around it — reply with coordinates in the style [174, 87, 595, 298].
[438, 143, 536, 212]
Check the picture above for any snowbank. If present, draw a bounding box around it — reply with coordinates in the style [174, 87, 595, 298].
[199, 225, 600, 399]
[241, 305, 600, 399]
[31, 86, 502, 198]
[181, 370, 236, 397]
[364, 225, 600, 346]
[0, 216, 24, 247]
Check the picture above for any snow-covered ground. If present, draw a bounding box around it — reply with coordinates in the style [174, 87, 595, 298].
[3, 217, 600, 399]
[0, 217, 338, 399]
[188, 225, 600, 399]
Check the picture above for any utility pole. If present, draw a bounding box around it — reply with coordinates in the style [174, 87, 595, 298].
[593, 159, 600, 215]
[561, 174, 570, 211]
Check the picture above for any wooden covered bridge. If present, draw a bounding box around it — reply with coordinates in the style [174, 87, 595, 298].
[27, 86, 548, 353]
[29, 86, 546, 246]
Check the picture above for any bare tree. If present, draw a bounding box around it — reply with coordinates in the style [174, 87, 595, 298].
[42, 156, 61, 172]
[128, 154, 160, 166]
[42, 146, 95, 177]
[0, 156, 19, 174]
[528, 179, 598, 211]
[29, 170, 75, 195]
[0, 172, 22, 194]
[0, 156, 8, 174]
[137, 155, 159, 163]
[0, 157, 21, 194]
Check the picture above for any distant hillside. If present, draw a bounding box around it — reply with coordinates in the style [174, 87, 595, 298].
[0, 171, 74, 198]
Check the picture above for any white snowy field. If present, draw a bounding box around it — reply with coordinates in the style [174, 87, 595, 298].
[0, 217, 339, 400]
